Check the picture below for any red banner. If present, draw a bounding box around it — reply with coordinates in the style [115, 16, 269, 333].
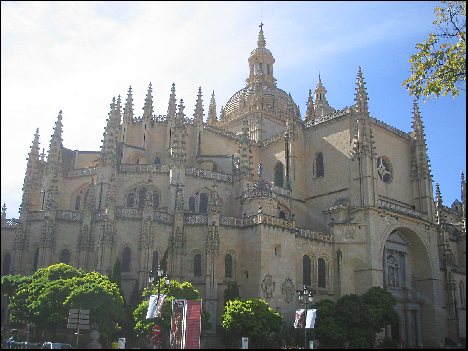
[184, 300, 201, 349]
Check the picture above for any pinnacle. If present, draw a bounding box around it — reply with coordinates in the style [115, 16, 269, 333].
[257, 23, 266, 48]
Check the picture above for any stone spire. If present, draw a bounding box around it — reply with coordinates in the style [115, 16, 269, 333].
[351, 68, 375, 159]
[115, 95, 122, 141]
[100, 97, 118, 169]
[123, 86, 134, 124]
[142, 82, 154, 121]
[304, 89, 315, 122]
[354, 67, 369, 116]
[435, 183, 445, 224]
[169, 99, 187, 166]
[44, 111, 64, 215]
[219, 106, 225, 121]
[167, 83, 177, 121]
[20, 128, 41, 218]
[207, 91, 218, 124]
[238, 118, 252, 180]
[193, 87, 204, 126]
[411, 99, 430, 180]
[257, 22, 266, 48]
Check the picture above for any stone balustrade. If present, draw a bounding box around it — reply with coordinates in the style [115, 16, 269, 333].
[185, 167, 233, 183]
[119, 164, 170, 173]
[184, 214, 208, 225]
[220, 216, 244, 227]
[115, 207, 143, 219]
[378, 199, 422, 218]
[56, 210, 83, 222]
[295, 228, 333, 243]
[68, 167, 97, 178]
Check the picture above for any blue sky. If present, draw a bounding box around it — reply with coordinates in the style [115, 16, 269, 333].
[1, 1, 466, 218]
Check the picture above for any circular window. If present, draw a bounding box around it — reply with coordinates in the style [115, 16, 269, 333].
[377, 156, 393, 183]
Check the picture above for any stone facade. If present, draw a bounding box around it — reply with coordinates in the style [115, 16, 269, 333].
[1, 25, 465, 348]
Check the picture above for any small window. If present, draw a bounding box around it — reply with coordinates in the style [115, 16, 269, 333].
[122, 247, 131, 272]
[189, 197, 196, 212]
[154, 157, 161, 165]
[267, 64, 270, 75]
[279, 211, 286, 219]
[225, 254, 233, 278]
[59, 249, 70, 264]
[199, 193, 208, 214]
[315, 152, 324, 178]
[303, 255, 311, 286]
[126, 193, 135, 208]
[74, 196, 81, 211]
[318, 258, 326, 288]
[138, 188, 147, 208]
[258, 63, 263, 74]
[274, 162, 284, 187]
[275, 245, 281, 257]
[151, 251, 159, 272]
[194, 254, 202, 277]
[2, 253, 11, 276]
[152, 192, 160, 209]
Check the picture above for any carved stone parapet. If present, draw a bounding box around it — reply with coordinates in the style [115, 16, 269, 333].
[68, 167, 97, 178]
[295, 228, 333, 243]
[119, 164, 170, 174]
[115, 207, 143, 219]
[185, 167, 233, 183]
[220, 216, 244, 227]
[184, 214, 208, 225]
[56, 210, 83, 222]
[378, 199, 422, 218]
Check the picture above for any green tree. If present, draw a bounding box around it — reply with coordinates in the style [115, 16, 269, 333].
[221, 298, 283, 348]
[1, 274, 33, 328]
[314, 287, 399, 348]
[403, 1, 466, 99]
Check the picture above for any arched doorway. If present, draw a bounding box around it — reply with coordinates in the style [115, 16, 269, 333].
[382, 228, 436, 348]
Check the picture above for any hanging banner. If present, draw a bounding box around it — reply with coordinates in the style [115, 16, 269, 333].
[170, 299, 187, 349]
[305, 309, 317, 329]
[294, 309, 306, 328]
[146, 294, 167, 319]
[184, 300, 202, 349]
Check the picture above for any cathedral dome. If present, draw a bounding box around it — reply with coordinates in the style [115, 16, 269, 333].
[220, 24, 300, 124]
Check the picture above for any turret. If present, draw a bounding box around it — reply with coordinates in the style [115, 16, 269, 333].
[100, 97, 118, 169]
[123, 86, 134, 125]
[193, 87, 204, 127]
[246, 23, 276, 86]
[142, 83, 153, 149]
[115, 94, 122, 141]
[313, 74, 335, 116]
[2, 203, 7, 225]
[435, 183, 445, 225]
[207, 91, 218, 124]
[238, 118, 253, 181]
[169, 99, 187, 166]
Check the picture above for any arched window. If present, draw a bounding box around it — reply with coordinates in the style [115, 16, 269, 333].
[122, 247, 131, 272]
[279, 210, 286, 219]
[199, 193, 208, 214]
[152, 192, 160, 209]
[126, 192, 135, 208]
[74, 196, 81, 211]
[303, 255, 311, 286]
[2, 253, 11, 276]
[154, 157, 161, 165]
[225, 254, 233, 278]
[33, 248, 39, 271]
[59, 249, 70, 264]
[318, 258, 326, 288]
[189, 197, 196, 212]
[258, 63, 263, 74]
[84, 189, 90, 207]
[315, 152, 324, 178]
[138, 188, 147, 208]
[194, 254, 202, 277]
[267, 64, 270, 75]
[152, 251, 159, 272]
[274, 162, 284, 187]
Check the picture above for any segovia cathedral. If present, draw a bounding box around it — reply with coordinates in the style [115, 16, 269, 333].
[1, 25, 466, 348]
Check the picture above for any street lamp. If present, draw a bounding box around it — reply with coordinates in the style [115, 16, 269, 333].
[148, 265, 170, 349]
[297, 285, 314, 349]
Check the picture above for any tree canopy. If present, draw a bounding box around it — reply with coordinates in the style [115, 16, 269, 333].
[221, 298, 283, 348]
[1, 264, 124, 347]
[314, 287, 399, 349]
[403, 1, 466, 99]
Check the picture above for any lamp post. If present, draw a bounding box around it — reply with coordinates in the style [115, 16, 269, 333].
[148, 265, 170, 349]
[297, 285, 314, 349]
